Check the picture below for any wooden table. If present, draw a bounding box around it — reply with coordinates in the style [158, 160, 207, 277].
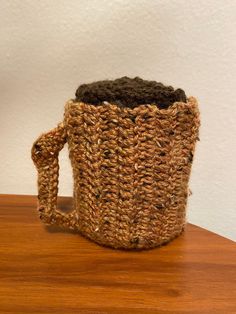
[0, 194, 236, 314]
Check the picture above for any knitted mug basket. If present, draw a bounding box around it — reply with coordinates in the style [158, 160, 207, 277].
[31, 77, 200, 250]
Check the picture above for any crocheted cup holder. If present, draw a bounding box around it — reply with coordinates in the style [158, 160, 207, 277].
[32, 77, 200, 250]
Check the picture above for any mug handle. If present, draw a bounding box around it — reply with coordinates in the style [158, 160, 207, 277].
[31, 122, 77, 230]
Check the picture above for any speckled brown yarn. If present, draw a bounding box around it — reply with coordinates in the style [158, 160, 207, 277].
[32, 93, 200, 250]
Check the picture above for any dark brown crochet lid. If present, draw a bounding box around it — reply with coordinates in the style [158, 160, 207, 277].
[75, 76, 187, 109]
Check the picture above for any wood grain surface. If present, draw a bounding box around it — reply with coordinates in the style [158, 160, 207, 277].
[0, 194, 235, 314]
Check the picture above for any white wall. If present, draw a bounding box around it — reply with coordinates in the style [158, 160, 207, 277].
[0, 0, 236, 241]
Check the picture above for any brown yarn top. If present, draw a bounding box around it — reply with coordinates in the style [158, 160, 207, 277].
[75, 76, 187, 109]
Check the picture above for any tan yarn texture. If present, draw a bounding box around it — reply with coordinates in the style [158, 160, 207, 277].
[31, 96, 200, 250]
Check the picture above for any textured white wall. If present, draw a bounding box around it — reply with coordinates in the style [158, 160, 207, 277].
[0, 0, 236, 240]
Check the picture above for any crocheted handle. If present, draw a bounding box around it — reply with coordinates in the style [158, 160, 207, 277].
[31, 122, 76, 230]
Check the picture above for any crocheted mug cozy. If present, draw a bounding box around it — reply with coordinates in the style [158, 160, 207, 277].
[31, 77, 200, 250]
